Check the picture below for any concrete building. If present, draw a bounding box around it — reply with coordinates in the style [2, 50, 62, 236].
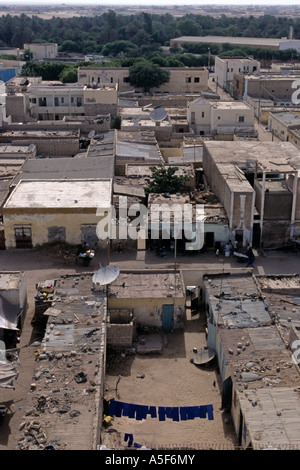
[115, 130, 164, 176]
[146, 192, 229, 253]
[0, 144, 36, 162]
[78, 67, 209, 94]
[0, 129, 80, 157]
[203, 273, 300, 449]
[27, 81, 85, 121]
[268, 110, 300, 142]
[232, 72, 300, 104]
[15, 273, 107, 450]
[202, 140, 300, 247]
[83, 84, 118, 118]
[0, 271, 27, 332]
[23, 43, 58, 60]
[5, 79, 118, 122]
[2, 179, 112, 248]
[170, 35, 300, 52]
[187, 98, 255, 137]
[214, 56, 260, 94]
[108, 270, 186, 330]
[10, 154, 115, 188]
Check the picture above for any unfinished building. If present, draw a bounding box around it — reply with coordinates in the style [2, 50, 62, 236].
[203, 273, 300, 449]
[202, 140, 300, 247]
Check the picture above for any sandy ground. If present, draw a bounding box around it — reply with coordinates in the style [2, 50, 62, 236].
[0, 245, 299, 450]
[102, 314, 237, 450]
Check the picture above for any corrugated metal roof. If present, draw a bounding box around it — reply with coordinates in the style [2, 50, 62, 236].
[204, 274, 271, 328]
[238, 387, 300, 449]
[15, 274, 107, 450]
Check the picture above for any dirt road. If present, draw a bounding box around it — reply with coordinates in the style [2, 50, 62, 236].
[0, 245, 299, 449]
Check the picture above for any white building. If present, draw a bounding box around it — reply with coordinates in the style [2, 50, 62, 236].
[214, 56, 260, 93]
[23, 43, 58, 60]
[187, 98, 255, 136]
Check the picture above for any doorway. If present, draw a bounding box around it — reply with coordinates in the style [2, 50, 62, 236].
[162, 304, 174, 331]
[15, 227, 32, 248]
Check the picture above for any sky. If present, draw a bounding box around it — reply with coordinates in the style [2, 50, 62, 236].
[3, 0, 300, 5]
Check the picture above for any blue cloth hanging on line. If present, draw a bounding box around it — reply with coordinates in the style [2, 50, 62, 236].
[207, 404, 214, 420]
[172, 407, 179, 422]
[147, 406, 157, 418]
[158, 407, 166, 421]
[124, 433, 133, 447]
[109, 400, 214, 421]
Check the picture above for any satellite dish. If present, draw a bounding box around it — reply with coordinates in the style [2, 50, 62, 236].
[92, 265, 120, 286]
[150, 107, 167, 122]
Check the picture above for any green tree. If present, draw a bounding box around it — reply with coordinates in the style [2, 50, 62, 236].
[101, 40, 139, 58]
[145, 166, 189, 194]
[23, 48, 33, 61]
[128, 61, 170, 92]
[59, 66, 77, 83]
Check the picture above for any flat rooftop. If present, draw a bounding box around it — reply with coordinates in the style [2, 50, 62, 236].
[15, 273, 107, 450]
[172, 36, 300, 47]
[204, 274, 271, 328]
[211, 101, 252, 110]
[0, 130, 79, 138]
[12, 156, 115, 186]
[0, 271, 25, 290]
[4, 179, 112, 209]
[237, 387, 300, 449]
[204, 141, 300, 173]
[270, 111, 300, 127]
[109, 271, 185, 299]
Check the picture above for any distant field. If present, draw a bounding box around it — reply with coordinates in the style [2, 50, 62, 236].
[0, 5, 298, 19]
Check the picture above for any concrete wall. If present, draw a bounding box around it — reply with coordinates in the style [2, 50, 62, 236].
[211, 104, 254, 134]
[3, 210, 106, 248]
[0, 135, 79, 157]
[236, 76, 297, 102]
[24, 43, 58, 60]
[215, 56, 260, 90]
[203, 147, 254, 244]
[3, 118, 110, 134]
[5, 94, 27, 122]
[108, 296, 185, 329]
[78, 67, 208, 94]
[106, 320, 136, 347]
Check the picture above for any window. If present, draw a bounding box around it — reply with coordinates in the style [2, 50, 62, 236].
[110, 77, 113, 83]
[202, 112, 205, 118]
[54, 97, 59, 106]
[97, 77, 100, 83]
[61, 97, 64, 104]
[191, 112, 195, 125]
[38, 97, 47, 107]
[186, 77, 192, 83]
[238, 115, 245, 123]
[31, 98, 36, 104]
[194, 77, 200, 83]
[123, 77, 129, 83]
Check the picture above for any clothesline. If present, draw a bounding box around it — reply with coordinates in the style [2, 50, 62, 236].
[109, 399, 214, 421]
